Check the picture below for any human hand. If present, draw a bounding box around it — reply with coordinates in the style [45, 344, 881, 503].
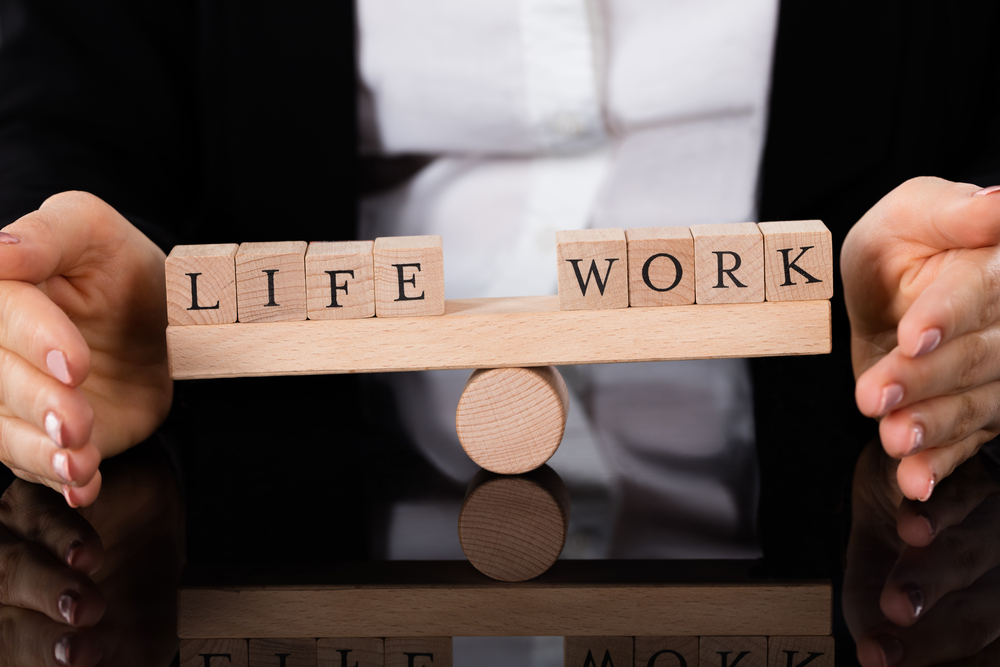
[0, 191, 173, 506]
[843, 177, 1000, 501]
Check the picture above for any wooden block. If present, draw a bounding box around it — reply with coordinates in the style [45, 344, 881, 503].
[385, 638, 451, 667]
[373, 236, 445, 317]
[180, 639, 248, 667]
[767, 636, 833, 667]
[455, 366, 568, 475]
[758, 221, 833, 302]
[700, 637, 767, 667]
[634, 637, 699, 667]
[236, 241, 308, 323]
[556, 229, 628, 310]
[318, 638, 384, 667]
[250, 639, 317, 667]
[165, 244, 239, 325]
[458, 466, 570, 582]
[306, 241, 375, 320]
[167, 297, 832, 379]
[625, 228, 695, 307]
[690, 223, 764, 304]
[565, 637, 633, 667]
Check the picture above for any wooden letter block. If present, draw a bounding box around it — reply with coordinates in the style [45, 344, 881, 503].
[634, 636, 698, 667]
[385, 637, 451, 667]
[306, 241, 375, 320]
[690, 223, 764, 304]
[180, 639, 248, 667]
[166, 244, 239, 325]
[767, 636, 833, 667]
[250, 639, 317, 667]
[700, 637, 766, 667]
[758, 220, 833, 302]
[236, 241, 307, 323]
[565, 637, 633, 667]
[374, 236, 445, 317]
[556, 229, 628, 311]
[625, 227, 695, 307]
[318, 638, 384, 667]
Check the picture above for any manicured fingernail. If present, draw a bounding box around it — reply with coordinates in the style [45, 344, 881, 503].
[54, 633, 74, 665]
[879, 384, 905, 415]
[65, 540, 83, 567]
[919, 476, 936, 502]
[58, 590, 79, 625]
[47, 350, 72, 385]
[46, 411, 65, 447]
[907, 424, 924, 455]
[902, 583, 924, 620]
[53, 451, 72, 484]
[62, 484, 78, 509]
[973, 185, 1000, 197]
[0, 231, 19, 244]
[876, 635, 904, 666]
[912, 328, 941, 357]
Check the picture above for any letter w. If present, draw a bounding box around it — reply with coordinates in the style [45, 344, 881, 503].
[583, 649, 615, 667]
[567, 258, 619, 296]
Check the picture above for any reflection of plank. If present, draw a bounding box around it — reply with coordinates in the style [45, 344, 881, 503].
[167, 296, 831, 379]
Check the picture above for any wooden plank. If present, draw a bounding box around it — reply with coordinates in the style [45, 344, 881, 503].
[167, 296, 830, 379]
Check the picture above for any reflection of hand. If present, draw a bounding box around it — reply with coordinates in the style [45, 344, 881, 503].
[0, 192, 173, 506]
[844, 440, 1000, 666]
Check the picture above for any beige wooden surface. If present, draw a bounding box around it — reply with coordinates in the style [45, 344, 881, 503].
[236, 241, 308, 323]
[374, 235, 445, 317]
[626, 227, 695, 307]
[455, 366, 568, 475]
[634, 636, 699, 667]
[384, 638, 452, 667]
[565, 637, 634, 667]
[767, 636, 834, 667]
[701, 636, 768, 667]
[556, 229, 629, 310]
[318, 638, 385, 667]
[690, 223, 764, 304]
[306, 241, 376, 320]
[177, 582, 831, 638]
[250, 639, 317, 667]
[167, 296, 830, 379]
[180, 639, 248, 666]
[165, 244, 239, 326]
[758, 221, 834, 302]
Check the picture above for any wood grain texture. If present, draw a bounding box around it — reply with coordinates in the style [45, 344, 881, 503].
[458, 467, 570, 582]
[318, 638, 384, 667]
[767, 636, 833, 667]
[374, 236, 445, 317]
[167, 297, 831, 379]
[385, 638, 451, 667]
[557, 229, 628, 311]
[690, 223, 764, 304]
[626, 228, 695, 307]
[455, 366, 568, 475]
[166, 244, 239, 325]
[177, 582, 831, 638]
[250, 639, 317, 666]
[180, 639, 248, 666]
[565, 637, 633, 667]
[700, 637, 767, 667]
[306, 241, 375, 320]
[758, 221, 833, 302]
[634, 637, 699, 667]
[236, 241, 308, 323]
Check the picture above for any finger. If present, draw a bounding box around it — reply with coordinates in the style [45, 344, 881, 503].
[0, 416, 101, 490]
[9, 469, 104, 510]
[0, 605, 103, 667]
[0, 481, 104, 576]
[896, 433, 992, 502]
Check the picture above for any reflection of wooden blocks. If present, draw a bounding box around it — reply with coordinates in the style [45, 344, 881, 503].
[180, 639, 248, 666]
[634, 636, 698, 667]
[565, 637, 633, 667]
[758, 221, 833, 302]
[690, 223, 764, 304]
[701, 637, 767, 667]
[374, 236, 445, 318]
[250, 639, 317, 667]
[625, 228, 695, 307]
[556, 229, 628, 310]
[306, 241, 375, 320]
[165, 244, 239, 325]
[236, 242, 308, 323]
[318, 638, 384, 667]
[385, 638, 451, 667]
[767, 636, 834, 667]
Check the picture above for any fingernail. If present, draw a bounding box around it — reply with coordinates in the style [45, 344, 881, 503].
[54, 633, 74, 665]
[919, 476, 936, 502]
[65, 540, 83, 567]
[876, 635, 904, 666]
[973, 184, 1000, 197]
[879, 384, 905, 415]
[45, 411, 65, 447]
[912, 328, 942, 357]
[58, 590, 79, 625]
[907, 424, 925, 455]
[47, 350, 72, 385]
[917, 511, 936, 538]
[53, 451, 72, 484]
[62, 484, 78, 509]
[0, 231, 19, 244]
[902, 583, 925, 620]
